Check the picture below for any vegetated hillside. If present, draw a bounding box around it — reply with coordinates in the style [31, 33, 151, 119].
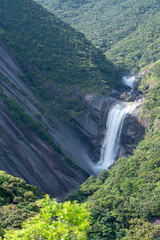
[0, 171, 90, 239]
[0, 0, 120, 114]
[35, 0, 160, 71]
[3, 195, 90, 239]
[65, 62, 160, 239]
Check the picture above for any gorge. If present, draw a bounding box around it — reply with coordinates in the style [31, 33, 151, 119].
[0, 36, 145, 198]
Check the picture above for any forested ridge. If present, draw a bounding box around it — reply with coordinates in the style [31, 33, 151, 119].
[35, 0, 160, 71]
[0, 172, 90, 239]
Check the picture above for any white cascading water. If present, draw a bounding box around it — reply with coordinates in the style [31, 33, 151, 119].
[122, 76, 137, 89]
[94, 76, 139, 174]
[94, 102, 138, 173]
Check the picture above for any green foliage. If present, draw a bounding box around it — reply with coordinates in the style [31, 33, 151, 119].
[66, 64, 160, 239]
[0, 1, 160, 239]
[4, 195, 90, 240]
[121, 218, 160, 240]
[0, 171, 39, 206]
[0, 171, 39, 231]
[139, 63, 160, 130]
[139, 62, 160, 93]
[106, 12, 160, 71]
[36, 0, 160, 71]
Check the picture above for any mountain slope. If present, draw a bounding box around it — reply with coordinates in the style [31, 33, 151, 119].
[0, 0, 120, 104]
[35, 0, 160, 71]
[0, 0, 121, 198]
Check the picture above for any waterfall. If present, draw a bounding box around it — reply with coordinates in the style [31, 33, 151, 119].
[92, 75, 140, 174]
[123, 76, 137, 89]
[94, 102, 138, 174]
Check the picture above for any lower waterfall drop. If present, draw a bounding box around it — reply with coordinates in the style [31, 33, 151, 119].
[95, 102, 138, 173]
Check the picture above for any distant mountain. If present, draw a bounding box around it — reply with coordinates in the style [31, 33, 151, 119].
[35, 0, 160, 71]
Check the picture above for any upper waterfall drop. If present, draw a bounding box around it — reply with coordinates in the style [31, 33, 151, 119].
[123, 76, 137, 89]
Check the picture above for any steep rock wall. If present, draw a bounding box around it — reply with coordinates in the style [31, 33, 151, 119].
[0, 39, 91, 199]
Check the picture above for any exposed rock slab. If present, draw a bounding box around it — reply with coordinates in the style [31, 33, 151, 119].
[0, 39, 91, 199]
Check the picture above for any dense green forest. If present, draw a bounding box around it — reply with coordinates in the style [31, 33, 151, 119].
[35, 0, 160, 71]
[0, 0, 120, 120]
[65, 62, 160, 239]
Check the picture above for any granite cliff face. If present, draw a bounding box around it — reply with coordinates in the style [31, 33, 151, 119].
[0, 39, 92, 199]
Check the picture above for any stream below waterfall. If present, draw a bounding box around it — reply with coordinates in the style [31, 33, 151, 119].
[94, 76, 140, 174]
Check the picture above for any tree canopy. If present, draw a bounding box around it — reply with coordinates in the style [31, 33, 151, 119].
[4, 195, 90, 240]
[35, 0, 160, 71]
